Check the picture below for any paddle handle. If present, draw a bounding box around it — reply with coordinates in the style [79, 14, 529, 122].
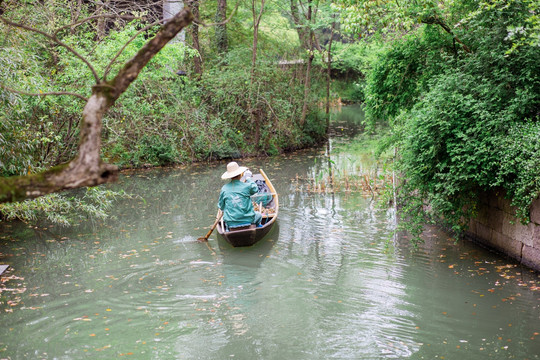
[200, 210, 223, 242]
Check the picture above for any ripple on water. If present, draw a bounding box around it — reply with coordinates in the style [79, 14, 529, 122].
[3, 151, 540, 359]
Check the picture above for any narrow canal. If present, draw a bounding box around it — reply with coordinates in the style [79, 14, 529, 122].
[1, 106, 539, 359]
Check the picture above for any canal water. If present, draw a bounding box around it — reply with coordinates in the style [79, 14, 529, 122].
[1, 106, 540, 359]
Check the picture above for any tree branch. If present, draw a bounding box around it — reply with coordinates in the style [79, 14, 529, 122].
[0, 9, 194, 204]
[422, 15, 472, 54]
[0, 16, 101, 82]
[0, 83, 88, 102]
[103, 19, 162, 79]
[53, 14, 139, 37]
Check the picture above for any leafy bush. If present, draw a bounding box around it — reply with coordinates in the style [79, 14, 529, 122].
[0, 187, 130, 227]
[364, 1, 540, 237]
[496, 123, 540, 222]
[0, 119, 35, 176]
[363, 26, 452, 127]
[135, 135, 180, 166]
[327, 41, 386, 76]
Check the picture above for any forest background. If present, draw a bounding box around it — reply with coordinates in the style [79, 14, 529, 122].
[0, 0, 539, 239]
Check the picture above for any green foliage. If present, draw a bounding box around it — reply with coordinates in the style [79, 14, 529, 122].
[0, 0, 328, 226]
[2, 1, 327, 172]
[496, 123, 540, 223]
[363, 1, 540, 237]
[363, 26, 453, 126]
[0, 120, 35, 176]
[196, 48, 326, 156]
[0, 5, 84, 171]
[109, 135, 180, 167]
[302, 111, 328, 145]
[482, 0, 540, 53]
[0, 187, 130, 227]
[326, 41, 386, 75]
[314, 41, 387, 103]
[335, 0, 479, 40]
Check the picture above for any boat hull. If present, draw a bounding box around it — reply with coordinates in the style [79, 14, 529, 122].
[218, 222, 275, 247]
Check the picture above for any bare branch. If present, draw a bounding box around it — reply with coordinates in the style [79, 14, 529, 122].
[0, 83, 88, 102]
[0, 16, 101, 83]
[53, 14, 139, 37]
[422, 15, 472, 54]
[104, 19, 162, 79]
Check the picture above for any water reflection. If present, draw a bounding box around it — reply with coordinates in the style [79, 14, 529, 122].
[1, 106, 540, 359]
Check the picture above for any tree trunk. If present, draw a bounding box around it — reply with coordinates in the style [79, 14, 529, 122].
[325, 16, 336, 133]
[0, 9, 194, 203]
[289, 0, 309, 50]
[96, 0, 109, 40]
[186, 0, 202, 75]
[215, 0, 228, 54]
[299, 0, 314, 127]
[69, 0, 83, 34]
[249, 0, 265, 149]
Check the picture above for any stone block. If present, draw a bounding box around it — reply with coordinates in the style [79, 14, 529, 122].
[514, 221, 536, 247]
[499, 196, 517, 215]
[492, 231, 522, 260]
[475, 205, 490, 226]
[488, 208, 504, 234]
[502, 212, 516, 239]
[521, 245, 540, 273]
[468, 219, 477, 234]
[490, 192, 501, 209]
[475, 222, 493, 243]
[534, 224, 540, 249]
[530, 198, 540, 225]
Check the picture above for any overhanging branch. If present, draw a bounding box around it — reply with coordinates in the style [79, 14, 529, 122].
[0, 9, 194, 204]
[422, 15, 472, 54]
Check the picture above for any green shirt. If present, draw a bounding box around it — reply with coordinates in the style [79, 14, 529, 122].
[218, 179, 258, 227]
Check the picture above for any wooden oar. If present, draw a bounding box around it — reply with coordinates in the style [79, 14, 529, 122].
[198, 210, 223, 242]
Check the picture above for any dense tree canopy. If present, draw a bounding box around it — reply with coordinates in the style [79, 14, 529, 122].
[347, 0, 540, 234]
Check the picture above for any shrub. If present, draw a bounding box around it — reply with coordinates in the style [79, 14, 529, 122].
[364, 1, 540, 238]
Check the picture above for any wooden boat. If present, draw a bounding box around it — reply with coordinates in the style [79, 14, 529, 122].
[216, 169, 279, 247]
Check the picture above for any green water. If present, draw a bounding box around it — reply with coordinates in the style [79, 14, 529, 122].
[1, 106, 540, 359]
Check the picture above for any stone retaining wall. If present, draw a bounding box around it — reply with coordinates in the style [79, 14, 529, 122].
[465, 190, 540, 272]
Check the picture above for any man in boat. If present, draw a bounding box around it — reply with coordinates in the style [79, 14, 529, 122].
[218, 161, 262, 231]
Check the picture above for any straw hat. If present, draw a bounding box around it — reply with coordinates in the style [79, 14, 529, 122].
[221, 161, 248, 179]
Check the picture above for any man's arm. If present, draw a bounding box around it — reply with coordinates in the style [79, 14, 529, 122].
[246, 178, 258, 195]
